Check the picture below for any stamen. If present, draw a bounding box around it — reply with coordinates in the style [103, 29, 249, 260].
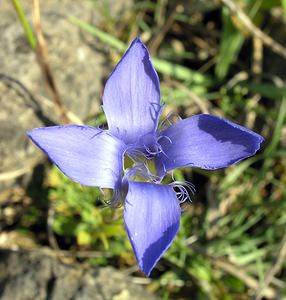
[143, 141, 163, 157]
[124, 136, 168, 182]
[124, 145, 146, 173]
[157, 134, 172, 145]
[143, 135, 172, 160]
[170, 181, 196, 204]
[125, 162, 161, 184]
[148, 133, 172, 160]
[142, 161, 162, 183]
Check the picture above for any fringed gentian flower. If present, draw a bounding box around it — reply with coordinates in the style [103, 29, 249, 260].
[27, 37, 264, 276]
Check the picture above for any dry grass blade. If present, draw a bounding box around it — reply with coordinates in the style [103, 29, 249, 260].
[0, 246, 113, 258]
[221, 0, 286, 60]
[0, 157, 41, 182]
[32, 0, 70, 124]
[149, 5, 177, 55]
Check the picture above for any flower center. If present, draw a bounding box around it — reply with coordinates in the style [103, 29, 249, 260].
[123, 149, 160, 183]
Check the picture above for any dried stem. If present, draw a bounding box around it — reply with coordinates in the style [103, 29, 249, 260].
[0, 246, 113, 258]
[149, 4, 177, 55]
[246, 36, 263, 128]
[47, 204, 61, 253]
[252, 36, 263, 79]
[46, 203, 73, 264]
[32, 0, 70, 124]
[221, 0, 286, 60]
[0, 157, 41, 182]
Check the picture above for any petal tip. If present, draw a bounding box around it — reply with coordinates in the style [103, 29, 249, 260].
[128, 36, 146, 53]
[26, 128, 40, 141]
[258, 134, 265, 144]
[26, 130, 32, 138]
[141, 265, 152, 277]
[133, 36, 143, 44]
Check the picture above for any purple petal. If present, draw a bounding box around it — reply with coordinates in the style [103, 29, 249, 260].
[156, 114, 264, 174]
[124, 181, 181, 276]
[27, 126, 125, 189]
[102, 37, 162, 145]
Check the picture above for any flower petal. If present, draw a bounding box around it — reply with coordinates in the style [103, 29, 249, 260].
[124, 181, 181, 276]
[27, 125, 125, 188]
[102, 37, 162, 145]
[156, 114, 264, 174]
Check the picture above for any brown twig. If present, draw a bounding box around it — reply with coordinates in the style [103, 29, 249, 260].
[148, 4, 177, 55]
[37, 94, 83, 124]
[46, 203, 77, 264]
[0, 246, 113, 258]
[46, 203, 60, 253]
[252, 36, 263, 79]
[0, 157, 42, 182]
[246, 36, 263, 128]
[221, 0, 286, 60]
[154, 0, 168, 28]
[32, 0, 70, 124]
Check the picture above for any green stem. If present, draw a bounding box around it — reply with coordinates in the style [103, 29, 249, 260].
[12, 0, 37, 50]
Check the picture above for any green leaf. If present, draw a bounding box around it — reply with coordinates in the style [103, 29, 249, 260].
[283, 0, 286, 17]
[240, 82, 286, 99]
[215, 7, 245, 80]
[53, 216, 77, 236]
[77, 230, 92, 246]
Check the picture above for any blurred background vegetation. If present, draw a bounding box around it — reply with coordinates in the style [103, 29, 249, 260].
[1, 0, 286, 299]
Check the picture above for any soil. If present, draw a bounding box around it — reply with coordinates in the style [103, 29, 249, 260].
[0, 249, 157, 300]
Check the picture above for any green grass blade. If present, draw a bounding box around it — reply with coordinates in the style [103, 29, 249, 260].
[151, 57, 211, 85]
[68, 16, 212, 85]
[282, 0, 286, 17]
[69, 16, 126, 52]
[219, 155, 262, 190]
[240, 83, 286, 99]
[11, 0, 37, 50]
[216, 1, 262, 80]
[215, 7, 245, 80]
[264, 97, 286, 156]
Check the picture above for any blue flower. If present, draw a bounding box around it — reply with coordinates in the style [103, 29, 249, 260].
[27, 37, 264, 276]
